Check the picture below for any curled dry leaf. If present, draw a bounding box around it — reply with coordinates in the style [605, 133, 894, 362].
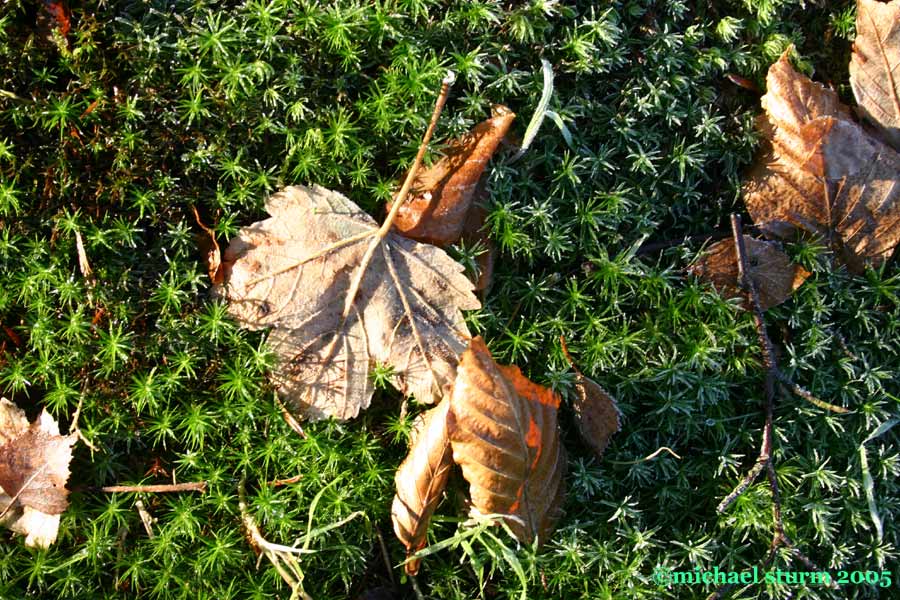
[688, 236, 810, 310]
[217, 185, 480, 421]
[572, 376, 620, 459]
[448, 337, 565, 544]
[391, 398, 453, 575]
[850, 0, 900, 149]
[560, 337, 620, 460]
[744, 53, 900, 272]
[389, 107, 515, 246]
[0, 398, 76, 548]
[192, 206, 224, 285]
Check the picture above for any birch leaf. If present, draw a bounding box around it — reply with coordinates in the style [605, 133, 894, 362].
[389, 107, 515, 246]
[0, 398, 76, 548]
[850, 0, 900, 149]
[448, 337, 565, 544]
[744, 54, 900, 272]
[391, 398, 453, 575]
[217, 185, 480, 421]
[688, 236, 810, 310]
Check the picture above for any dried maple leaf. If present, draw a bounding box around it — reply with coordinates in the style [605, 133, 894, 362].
[391, 398, 453, 575]
[0, 398, 76, 548]
[448, 337, 565, 544]
[688, 236, 810, 310]
[389, 107, 515, 246]
[744, 53, 900, 272]
[850, 0, 900, 149]
[217, 185, 480, 421]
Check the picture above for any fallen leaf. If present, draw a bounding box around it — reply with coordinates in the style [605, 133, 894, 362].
[573, 376, 620, 459]
[391, 398, 453, 575]
[559, 338, 621, 460]
[688, 236, 810, 310]
[217, 185, 480, 421]
[744, 53, 900, 272]
[850, 0, 900, 149]
[389, 107, 515, 246]
[192, 206, 223, 285]
[448, 337, 565, 544]
[0, 398, 76, 548]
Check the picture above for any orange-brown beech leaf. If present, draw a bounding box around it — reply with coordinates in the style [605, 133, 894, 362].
[688, 236, 810, 310]
[850, 0, 900, 150]
[391, 398, 453, 575]
[0, 398, 76, 548]
[744, 54, 900, 272]
[389, 107, 515, 246]
[448, 337, 565, 544]
[216, 185, 480, 421]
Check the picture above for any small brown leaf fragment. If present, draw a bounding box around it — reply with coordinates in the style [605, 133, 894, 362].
[559, 337, 620, 460]
[217, 185, 480, 421]
[573, 377, 620, 460]
[391, 398, 453, 575]
[850, 0, 900, 150]
[0, 398, 76, 548]
[688, 236, 810, 310]
[192, 206, 223, 284]
[448, 337, 565, 545]
[744, 54, 900, 272]
[389, 107, 515, 246]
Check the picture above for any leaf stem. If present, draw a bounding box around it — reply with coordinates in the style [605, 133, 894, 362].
[338, 71, 455, 323]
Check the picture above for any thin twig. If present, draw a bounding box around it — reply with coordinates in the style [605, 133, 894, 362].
[100, 482, 207, 493]
[374, 525, 396, 587]
[709, 215, 833, 600]
[717, 214, 777, 514]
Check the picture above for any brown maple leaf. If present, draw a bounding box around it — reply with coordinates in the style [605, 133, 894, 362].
[850, 0, 900, 150]
[447, 337, 565, 544]
[0, 398, 76, 548]
[389, 106, 515, 246]
[217, 185, 480, 421]
[744, 52, 900, 272]
[688, 236, 810, 310]
[391, 398, 453, 575]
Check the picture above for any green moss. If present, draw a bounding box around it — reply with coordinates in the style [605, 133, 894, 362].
[2, 0, 897, 599]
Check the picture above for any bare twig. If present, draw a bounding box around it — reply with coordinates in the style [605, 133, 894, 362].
[101, 482, 207, 493]
[710, 215, 833, 600]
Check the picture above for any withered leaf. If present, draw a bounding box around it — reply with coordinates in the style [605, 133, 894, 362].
[560, 338, 620, 460]
[0, 398, 75, 548]
[744, 53, 900, 272]
[391, 398, 453, 575]
[389, 107, 515, 246]
[688, 236, 810, 310]
[192, 206, 224, 285]
[448, 337, 565, 544]
[217, 185, 480, 421]
[573, 376, 620, 459]
[850, 0, 900, 149]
